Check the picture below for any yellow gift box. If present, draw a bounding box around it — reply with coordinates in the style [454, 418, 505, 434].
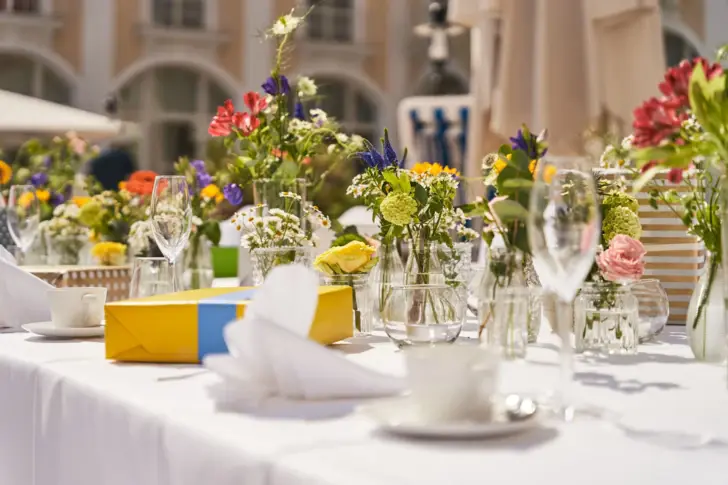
[105, 286, 353, 363]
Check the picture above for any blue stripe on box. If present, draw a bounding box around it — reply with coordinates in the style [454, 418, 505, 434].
[197, 289, 257, 359]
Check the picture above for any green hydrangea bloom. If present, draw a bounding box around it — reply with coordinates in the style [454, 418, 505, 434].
[602, 205, 641, 243]
[602, 191, 639, 215]
[78, 200, 105, 227]
[380, 192, 417, 226]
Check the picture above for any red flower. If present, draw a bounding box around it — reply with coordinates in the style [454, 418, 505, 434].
[641, 161, 658, 173]
[632, 97, 687, 148]
[243, 92, 268, 115]
[208, 99, 235, 137]
[232, 112, 260, 136]
[666, 167, 684, 184]
[659, 58, 722, 111]
[125, 170, 158, 196]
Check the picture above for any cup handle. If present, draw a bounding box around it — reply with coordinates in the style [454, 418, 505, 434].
[81, 293, 98, 326]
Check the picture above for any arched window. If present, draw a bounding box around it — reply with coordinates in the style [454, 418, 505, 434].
[308, 77, 379, 144]
[152, 0, 204, 28]
[117, 66, 231, 172]
[0, 0, 40, 13]
[663, 30, 700, 67]
[0, 53, 70, 104]
[306, 0, 354, 42]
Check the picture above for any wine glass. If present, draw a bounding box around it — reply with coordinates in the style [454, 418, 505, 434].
[150, 176, 191, 290]
[6, 185, 41, 262]
[528, 156, 600, 421]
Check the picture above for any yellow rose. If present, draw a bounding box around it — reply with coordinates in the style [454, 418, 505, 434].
[314, 241, 378, 275]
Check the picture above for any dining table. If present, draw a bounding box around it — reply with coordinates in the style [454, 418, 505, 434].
[0, 308, 726, 485]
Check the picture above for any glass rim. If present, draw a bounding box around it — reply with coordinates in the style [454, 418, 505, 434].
[253, 177, 308, 184]
[388, 282, 454, 290]
[250, 246, 311, 254]
[132, 256, 169, 262]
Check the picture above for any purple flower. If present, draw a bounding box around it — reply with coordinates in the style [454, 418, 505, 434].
[30, 172, 48, 187]
[509, 127, 547, 159]
[190, 159, 206, 173]
[223, 183, 243, 206]
[294, 102, 305, 120]
[356, 129, 403, 170]
[50, 192, 64, 207]
[261, 75, 290, 96]
[197, 172, 213, 188]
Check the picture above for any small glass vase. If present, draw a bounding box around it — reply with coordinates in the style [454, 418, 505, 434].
[483, 287, 530, 359]
[250, 246, 312, 285]
[183, 236, 214, 290]
[575, 282, 639, 355]
[382, 282, 465, 347]
[252, 178, 308, 224]
[476, 247, 541, 343]
[324, 274, 372, 335]
[437, 242, 473, 285]
[46, 233, 88, 266]
[686, 252, 726, 362]
[130, 257, 177, 298]
[368, 241, 405, 328]
[404, 240, 443, 282]
[630, 279, 669, 343]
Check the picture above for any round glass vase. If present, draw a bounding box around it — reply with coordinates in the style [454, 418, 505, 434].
[404, 240, 442, 279]
[368, 241, 405, 328]
[324, 274, 372, 335]
[252, 178, 308, 224]
[382, 282, 465, 347]
[250, 246, 312, 286]
[686, 253, 726, 362]
[630, 279, 669, 343]
[46, 233, 88, 266]
[476, 247, 541, 344]
[183, 236, 214, 290]
[574, 282, 639, 355]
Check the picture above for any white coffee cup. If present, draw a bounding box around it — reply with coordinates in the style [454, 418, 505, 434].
[405, 345, 499, 423]
[48, 287, 107, 328]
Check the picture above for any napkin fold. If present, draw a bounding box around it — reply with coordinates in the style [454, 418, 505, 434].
[0, 256, 53, 330]
[204, 265, 403, 407]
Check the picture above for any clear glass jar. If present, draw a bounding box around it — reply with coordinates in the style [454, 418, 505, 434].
[575, 282, 639, 355]
[324, 273, 372, 335]
[368, 241, 404, 327]
[250, 246, 312, 285]
[483, 287, 531, 360]
[129, 257, 177, 298]
[476, 248, 541, 343]
[437, 242, 473, 286]
[382, 283, 465, 347]
[404, 240, 442, 282]
[686, 253, 726, 362]
[183, 236, 214, 290]
[252, 178, 308, 225]
[46, 233, 88, 266]
[630, 279, 669, 343]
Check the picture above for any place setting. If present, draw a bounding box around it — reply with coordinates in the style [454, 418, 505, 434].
[22, 287, 107, 339]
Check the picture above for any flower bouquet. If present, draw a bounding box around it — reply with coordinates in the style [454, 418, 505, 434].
[314, 240, 378, 334]
[619, 54, 727, 360]
[40, 199, 90, 265]
[209, 8, 364, 222]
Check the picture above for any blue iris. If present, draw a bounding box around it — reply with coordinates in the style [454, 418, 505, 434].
[30, 172, 48, 187]
[262, 75, 291, 96]
[294, 102, 305, 120]
[356, 129, 404, 171]
[509, 129, 547, 159]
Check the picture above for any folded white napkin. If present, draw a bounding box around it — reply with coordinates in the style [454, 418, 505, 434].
[204, 265, 403, 407]
[0, 256, 53, 330]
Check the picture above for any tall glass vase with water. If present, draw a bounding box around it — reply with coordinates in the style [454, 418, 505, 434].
[528, 156, 600, 421]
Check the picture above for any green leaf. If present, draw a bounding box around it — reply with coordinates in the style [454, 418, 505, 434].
[509, 149, 531, 172]
[413, 182, 428, 205]
[501, 179, 534, 189]
[632, 165, 661, 194]
[383, 171, 401, 191]
[203, 222, 222, 246]
[398, 172, 411, 193]
[491, 199, 530, 223]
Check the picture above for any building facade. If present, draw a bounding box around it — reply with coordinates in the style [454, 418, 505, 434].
[0, 0, 723, 171]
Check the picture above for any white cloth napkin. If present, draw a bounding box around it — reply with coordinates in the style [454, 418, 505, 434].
[204, 265, 403, 407]
[0, 255, 53, 330]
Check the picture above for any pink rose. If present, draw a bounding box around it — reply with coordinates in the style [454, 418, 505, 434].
[596, 235, 646, 283]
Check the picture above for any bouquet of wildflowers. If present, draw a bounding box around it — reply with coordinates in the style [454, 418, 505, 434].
[208, 9, 365, 207]
[40, 199, 90, 265]
[4, 132, 99, 220]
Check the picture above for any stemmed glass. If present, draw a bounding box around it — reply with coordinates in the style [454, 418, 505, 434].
[150, 176, 191, 291]
[528, 156, 600, 421]
[5, 185, 41, 263]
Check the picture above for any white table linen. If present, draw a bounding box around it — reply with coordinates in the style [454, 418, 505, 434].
[0, 326, 727, 485]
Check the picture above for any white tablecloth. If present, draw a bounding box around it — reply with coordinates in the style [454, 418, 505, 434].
[0, 326, 726, 485]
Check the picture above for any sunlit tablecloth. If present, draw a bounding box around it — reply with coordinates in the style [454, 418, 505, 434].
[0, 321, 726, 485]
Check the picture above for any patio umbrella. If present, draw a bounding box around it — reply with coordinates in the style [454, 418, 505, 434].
[0, 90, 137, 143]
[451, 0, 666, 156]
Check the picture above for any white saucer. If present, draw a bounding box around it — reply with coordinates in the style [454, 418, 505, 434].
[22, 321, 105, 339]
[359, 395, 541, 439]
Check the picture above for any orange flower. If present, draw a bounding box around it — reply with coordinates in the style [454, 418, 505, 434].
[0, 160, 11, 185]
[73, 196, 90, 208]
[125, 170, 158, 196]
[118, 181, 127, 191]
